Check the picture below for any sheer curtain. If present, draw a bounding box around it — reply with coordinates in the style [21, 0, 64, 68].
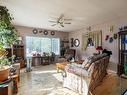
[26, 36, 60, 57]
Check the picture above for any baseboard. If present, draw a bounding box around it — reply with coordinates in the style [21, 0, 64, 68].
[107, 69, 117, 75]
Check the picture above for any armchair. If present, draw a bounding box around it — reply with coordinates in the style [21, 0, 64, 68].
[63, 54, 110, 95]
[58, 49, 76, 62]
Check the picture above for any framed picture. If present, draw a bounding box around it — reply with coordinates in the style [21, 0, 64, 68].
[33, 29, 38, 34]
[44, 30, 48, 35]
[51, 31, 55, 35]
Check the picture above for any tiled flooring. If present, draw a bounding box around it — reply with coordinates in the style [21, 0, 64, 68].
[17, 64, 79, 95]
[17, 64, 127, 95]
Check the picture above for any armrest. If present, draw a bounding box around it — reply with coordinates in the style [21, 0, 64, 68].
[65, 64, 89, 77]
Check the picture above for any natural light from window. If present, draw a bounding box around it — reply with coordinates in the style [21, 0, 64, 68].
[26, 36, 60, 57]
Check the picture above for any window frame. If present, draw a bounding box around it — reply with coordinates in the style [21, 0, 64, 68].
[25, 36, 60, 57]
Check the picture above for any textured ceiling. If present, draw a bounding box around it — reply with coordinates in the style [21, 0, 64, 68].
[1, 0, 127, 32]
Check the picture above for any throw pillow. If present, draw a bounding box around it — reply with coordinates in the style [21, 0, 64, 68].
[82, 56, 93, 69]
[81, 57, 89, 68]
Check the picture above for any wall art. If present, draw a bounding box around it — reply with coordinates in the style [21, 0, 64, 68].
[51, 31, 55, 35]
[109, 26, 114, 32]
[44, 30, 48, 35]
[114, 33, 118, 39]
[105, 35, 109, 41]
[109, 37, 113, 43]
[33, 29, 38, 34]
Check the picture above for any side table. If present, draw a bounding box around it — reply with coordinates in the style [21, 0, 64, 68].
[0, 78, 13, 95]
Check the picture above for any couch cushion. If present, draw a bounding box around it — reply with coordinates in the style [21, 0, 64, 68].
[81, 53, 108, 70]
[82, 56, 93, 69]
[65, 64, 89, 77]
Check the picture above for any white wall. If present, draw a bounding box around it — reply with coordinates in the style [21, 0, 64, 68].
[16, 25, 69, 41]
[15, 25, 69, 58]
[69, 16, 127, 72]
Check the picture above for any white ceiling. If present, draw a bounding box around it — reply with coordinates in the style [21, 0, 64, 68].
[1, 0, 127, 32]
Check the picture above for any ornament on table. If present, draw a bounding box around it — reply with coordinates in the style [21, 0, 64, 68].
[105, 35, 109, 41]
[109, 37, 113, 43]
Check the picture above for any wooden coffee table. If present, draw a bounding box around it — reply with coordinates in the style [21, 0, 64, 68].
[56, 61, 69, 72]
[56, 60, 83, 73]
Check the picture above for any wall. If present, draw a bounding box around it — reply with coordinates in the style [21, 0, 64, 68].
[69, 16, 127, 72]
[16, 25, 69, 41]
[15, 25, 69, 58]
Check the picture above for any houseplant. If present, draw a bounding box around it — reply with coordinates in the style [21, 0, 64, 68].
[0, 6, 18, 82]
[0, 6, 18, 48]
[0, 49, 10, 82]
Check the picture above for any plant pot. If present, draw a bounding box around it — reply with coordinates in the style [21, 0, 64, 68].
[0, 66, 9, 82]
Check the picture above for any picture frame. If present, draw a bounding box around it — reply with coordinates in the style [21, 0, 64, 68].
[44, 30, 48, 35]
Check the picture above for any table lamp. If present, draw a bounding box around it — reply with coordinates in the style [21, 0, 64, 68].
[96, 46, 103, 54]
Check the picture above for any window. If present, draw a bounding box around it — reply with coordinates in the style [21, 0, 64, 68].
[26, 36, 60, 57]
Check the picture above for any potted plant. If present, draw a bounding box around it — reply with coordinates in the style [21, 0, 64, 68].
[0, 6, 18, 48]
[0, 6, 18, 82]
[0, 49, 10, 82]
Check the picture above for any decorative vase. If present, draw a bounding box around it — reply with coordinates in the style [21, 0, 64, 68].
[0, 66, 9, 82]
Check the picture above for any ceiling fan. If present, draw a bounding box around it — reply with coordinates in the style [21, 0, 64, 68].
[49, 14, 72, 27]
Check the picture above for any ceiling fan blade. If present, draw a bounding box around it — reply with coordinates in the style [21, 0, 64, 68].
[64, 18, 72, 21]
[64, 22, 71, 24]
[49, 21, 57, 23]
[57, 14, 64, 22]
[60, 24, 64, 27]
[51, 24, 57, 26]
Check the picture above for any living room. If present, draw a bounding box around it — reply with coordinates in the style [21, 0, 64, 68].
[0, 0, 127, 95]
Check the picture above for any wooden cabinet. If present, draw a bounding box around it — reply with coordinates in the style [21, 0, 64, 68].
[118, 30, 127, 75]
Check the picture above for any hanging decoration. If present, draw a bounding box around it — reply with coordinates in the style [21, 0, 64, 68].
[43, 30, 48, 35]
[119, 26, 127, 31]
[105, 35, 109, 41]
[33, 29, 38, 34]
[113, 34, 118, 39]
[109, 26, 114, 32]
[109, 37, 113, 43]
[39, 30, 43, 33]
[32, 29, 55, 36]
[51, 31, 55, 35]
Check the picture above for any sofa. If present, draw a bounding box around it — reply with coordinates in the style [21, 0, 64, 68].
[63, 53, 110, 95]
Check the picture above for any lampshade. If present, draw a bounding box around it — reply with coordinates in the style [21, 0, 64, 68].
[96, 46, 103, 50]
